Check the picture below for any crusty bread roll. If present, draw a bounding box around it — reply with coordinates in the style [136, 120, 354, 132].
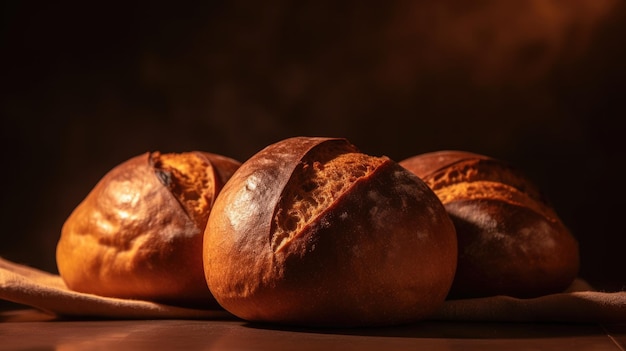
[203, 137, 458, 327]
[400, 151, 579, 299]
[56, 151, 240, 308]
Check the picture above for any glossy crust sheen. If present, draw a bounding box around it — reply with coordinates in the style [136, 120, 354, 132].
[400, 151, 580, 298]
[56, 151, 240, 308]
[204, 137, 458, 327]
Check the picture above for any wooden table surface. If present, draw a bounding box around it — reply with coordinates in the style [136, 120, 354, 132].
[1, 309, 624, 350]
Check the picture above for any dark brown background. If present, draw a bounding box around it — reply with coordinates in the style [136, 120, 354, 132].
[2, 1, 625, 300]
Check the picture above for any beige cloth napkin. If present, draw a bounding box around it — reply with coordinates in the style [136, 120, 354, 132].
[433, 288, 626, 324]
[0, 257, 230, 320]
[1, 256, 625, 323]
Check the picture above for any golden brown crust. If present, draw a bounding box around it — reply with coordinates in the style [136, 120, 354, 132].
[56, 151, 240, 308]
[204, 137, 458, 327]
[400, 151, 580, 298]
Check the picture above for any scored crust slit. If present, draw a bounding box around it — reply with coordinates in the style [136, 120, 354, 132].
[153, 153, 217, 228]
[272, 150, 386, 253]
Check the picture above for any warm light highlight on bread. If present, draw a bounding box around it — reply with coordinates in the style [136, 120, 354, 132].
[56, 151, 240, 308]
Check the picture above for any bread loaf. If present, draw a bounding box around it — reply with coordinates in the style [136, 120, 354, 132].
[400, 151, 579, 299]
[203, 137, 458, 327]
[56, 151, 240, 308]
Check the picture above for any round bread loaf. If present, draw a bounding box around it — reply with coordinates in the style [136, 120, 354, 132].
[56, 151, 240, 308]
[203, 137, 458, 327]
[400, 151, 579, 299]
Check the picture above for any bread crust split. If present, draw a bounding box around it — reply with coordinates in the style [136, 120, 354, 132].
[204, 137, 458, 327]
[400, 150, 580, 299]
[56, 151, 240, 308]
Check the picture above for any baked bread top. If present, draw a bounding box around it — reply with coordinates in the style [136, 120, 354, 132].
[56, 151, 240, 308]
